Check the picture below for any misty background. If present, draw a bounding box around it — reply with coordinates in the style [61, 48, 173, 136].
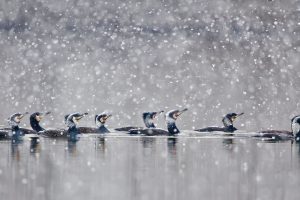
[0, 0, 300, 131]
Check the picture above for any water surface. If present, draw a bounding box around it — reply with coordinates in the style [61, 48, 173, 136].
[0, 133, 299, 200]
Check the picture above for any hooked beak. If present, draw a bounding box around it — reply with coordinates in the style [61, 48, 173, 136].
[173, 108, 188, 119]
[14, 112, 29, 122]
[37, 111, 51, 121]
[153, 110, 164, 119]
[103, 114, 112, 121]
[106, 114, 112, 119]
[177, 108, 188, 116]
[237, 112, 244, 117]
[19, 112, 29, 120]
[75, 113, 88, 122]
[232, 113, 244, 121]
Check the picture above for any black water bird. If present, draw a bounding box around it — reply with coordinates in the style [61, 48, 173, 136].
[130, 109, 188, 136]
[195, 113, 244, 133]
[254, 115, 300, 141]
[114, 111, 164, 132]
[30, 112, 67, 138]
[7, 112, 36, 141]
[66, 112, 88, 141]
[30, 112, 51, 132]
[166, 108, 188, 135]
[9, 112, 28, 140]
[94, 112, 112, 133]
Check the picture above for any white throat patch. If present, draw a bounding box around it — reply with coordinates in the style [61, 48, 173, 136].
[96, 118, 104, 127]
[292, 116, 300, 136]
[223, 117, 232, 127]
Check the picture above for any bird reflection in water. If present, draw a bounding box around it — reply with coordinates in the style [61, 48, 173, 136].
[297, 142, 300, 159]
[66, 130, 81, 156]
[167, 137, 177, 155]
[222, 138, 234, 151]
[30, 138, 41, 155]
[11, 139, 22, 162]
[67, 140, 78, 156]
[95, 136, 106, 154]
[141, 137, 155, 148]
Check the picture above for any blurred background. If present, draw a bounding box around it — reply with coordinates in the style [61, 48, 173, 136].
[0, 0, 300, 131]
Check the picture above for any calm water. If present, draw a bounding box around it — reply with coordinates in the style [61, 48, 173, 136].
[0, 132, 300, 200]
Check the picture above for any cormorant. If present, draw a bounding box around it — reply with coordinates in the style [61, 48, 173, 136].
[9, 112, 28, 141]
[255, 115, 300, 141]
[30, 112, 51, 132]
[94, 112, 112, 133]
[195, 113, 244, 133]
[166, 108, 188, 135]
[65, 112, 88, 141]
[29, 111, 67, 138]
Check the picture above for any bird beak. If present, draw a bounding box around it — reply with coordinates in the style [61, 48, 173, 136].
[100, 114, 111, 123]
[74, 117, 82, 122]
[232, 113, 244, 121]
[173, 108, 188, 119]
[105, 114, 112, 120]
[19, 112, 29, 119]
[237, 113, 244, 117]
[45, 111, 51, 115]
[75, 113, 88, 121]
[177, 108, 188, 116]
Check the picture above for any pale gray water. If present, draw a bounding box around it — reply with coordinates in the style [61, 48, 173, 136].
[0, 133, 300, 200]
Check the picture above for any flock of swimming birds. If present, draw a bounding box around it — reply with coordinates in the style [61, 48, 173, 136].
[0, 109, 300, 143]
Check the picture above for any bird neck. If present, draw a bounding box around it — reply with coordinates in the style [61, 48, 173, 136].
[67, 120, 77, 129]
[143, 113, 156, 128]
[11, 125, 22, 140]
[12, 125, 20, 133]
[292, 120, 300, 137]
[96, 120, 105, 128]
[30, 117, 44, 132]
[68, 126, 79, 134]
[167, 121, 179, 135]
[97, 125, 110, 133]
[295, 132, 300, 142]
[68, 126, 80, 142]
[225, 125, 237, 133]
[144, 118, 155, 128]
[222, 116, 233, 127]
[222, 117, 237, 132]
